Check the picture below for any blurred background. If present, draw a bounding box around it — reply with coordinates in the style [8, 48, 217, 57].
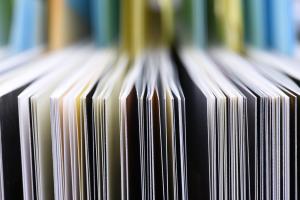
[0, 0, 299, 56]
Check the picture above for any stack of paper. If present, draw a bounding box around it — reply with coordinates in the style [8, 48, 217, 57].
[2, 43, 300, 200]
[0, 0, 299, 200]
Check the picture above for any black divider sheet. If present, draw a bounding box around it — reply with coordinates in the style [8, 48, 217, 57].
[174, 52, 210, 200]
[0, 84, 30, 199]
